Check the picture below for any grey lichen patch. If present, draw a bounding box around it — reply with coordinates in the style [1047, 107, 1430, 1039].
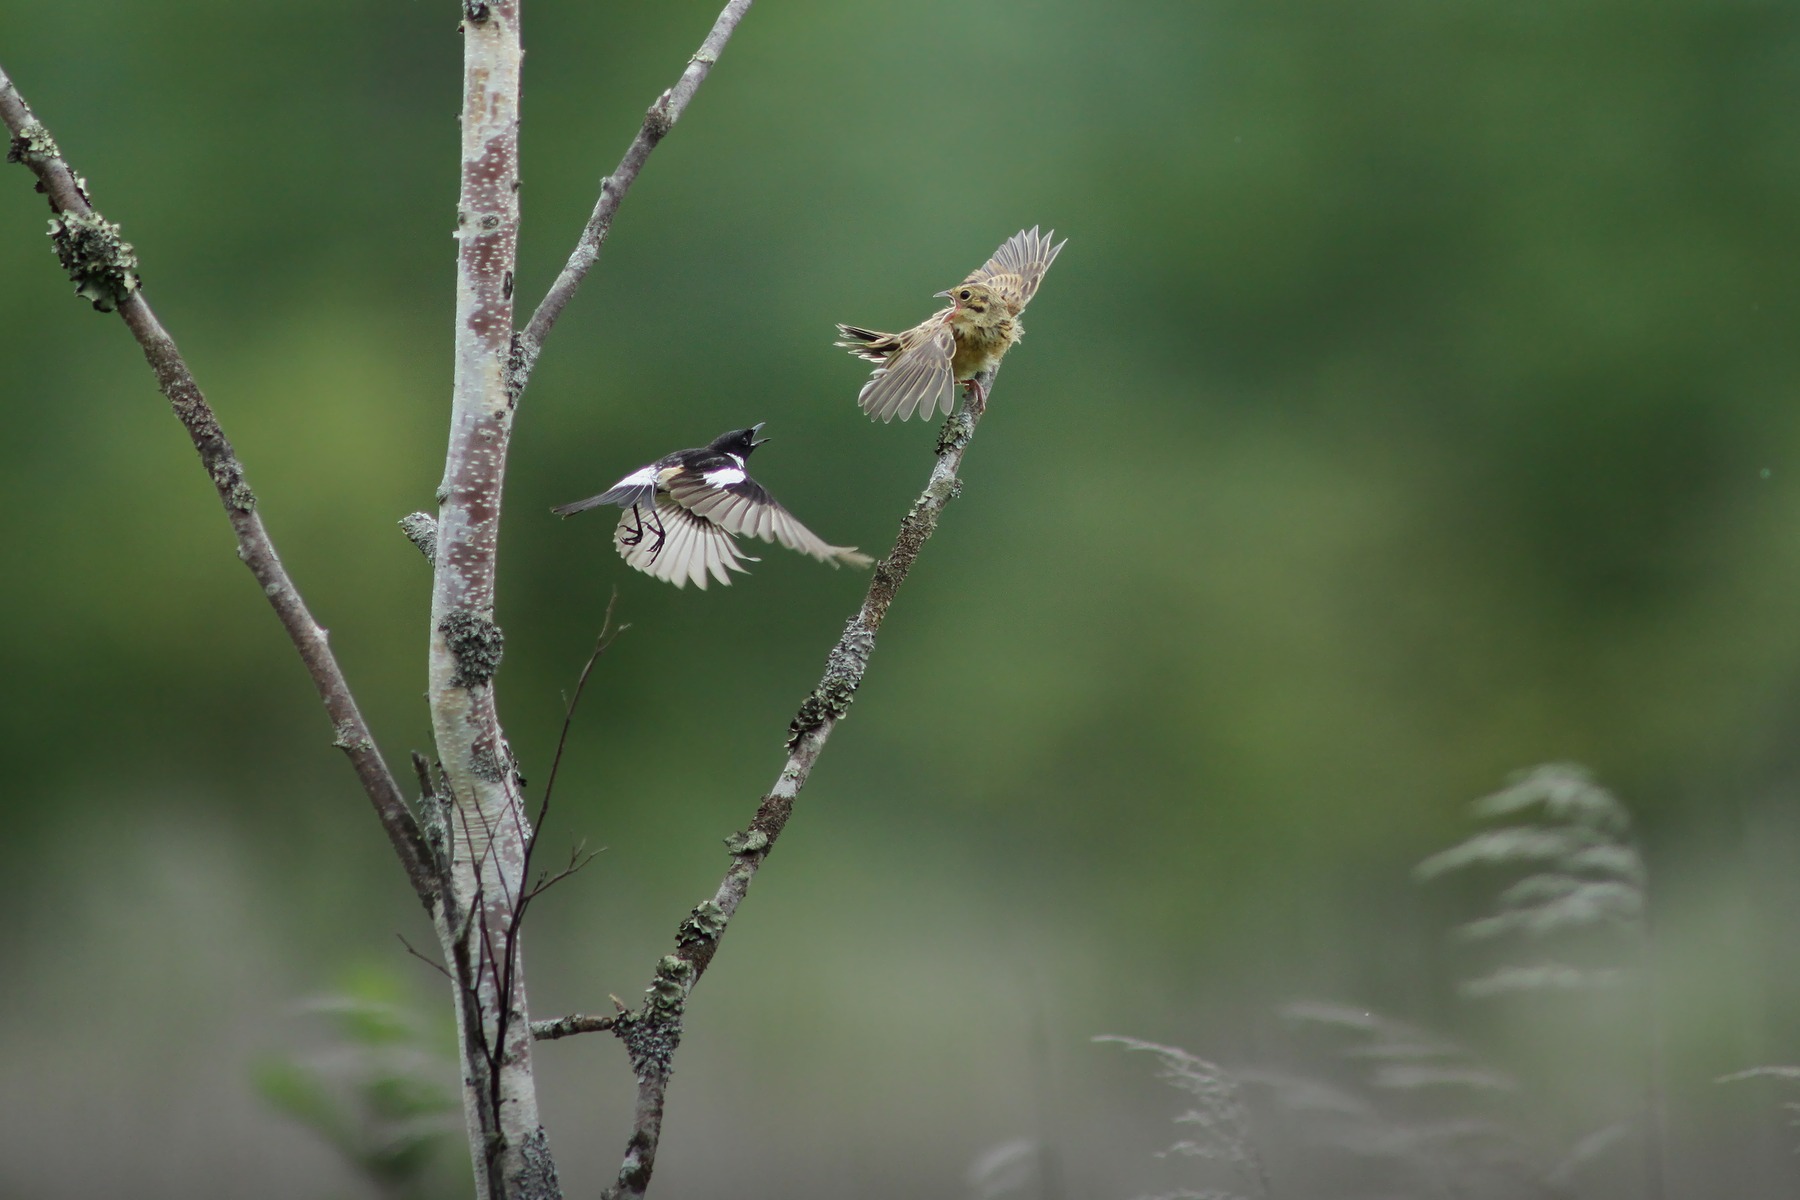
[438, 610, 505, 688]
[399, 512, 438, 564]
[209, 461, 256, 511]
[677, 900, 727, 948]
[47, 210, 140, 312]
[422, 791, 453, 873]
[331, 720, 374, 755]
[616, 1006, 682, 1085]
[936, 407, 976, 456]
[724, 828, 769, 856]
[469, 742, 507, 783]
[787, 622, 874, 748]
[5, 120, 59, 167]
[510, 1126, 561, 1200]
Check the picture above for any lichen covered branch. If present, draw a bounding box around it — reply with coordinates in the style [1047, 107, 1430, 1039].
[0, 63, 435, 906]
[598, 370, 997, 1200]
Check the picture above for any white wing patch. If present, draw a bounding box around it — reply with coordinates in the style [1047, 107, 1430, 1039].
[614, 494, 755, 589]
[703, 465, 747, 488]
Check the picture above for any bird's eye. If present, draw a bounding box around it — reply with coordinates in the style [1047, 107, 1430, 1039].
[958, 289, 972, 301]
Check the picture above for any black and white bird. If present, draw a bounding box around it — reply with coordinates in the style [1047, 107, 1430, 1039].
[551, 425, 873, 589]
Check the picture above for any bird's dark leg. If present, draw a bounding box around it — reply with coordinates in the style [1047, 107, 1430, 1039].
[619, 504, 670, 560]
[645, 509, 667, 560]
[619, 503, 648, 548]
[620, 503, 668, 560]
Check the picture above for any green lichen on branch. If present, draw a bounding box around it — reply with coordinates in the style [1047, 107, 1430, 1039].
[723, 827, 769, 856]
[613, 955, 694, 1084]
[5, 119, 58, 168]
[677, 900, 727, 949]
[46, 209, 139, 312]
[437, 610, 505, 688]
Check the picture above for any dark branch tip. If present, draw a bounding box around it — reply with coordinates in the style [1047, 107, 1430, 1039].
[46, 210, 140, 313]
[399, 512, 439, 564]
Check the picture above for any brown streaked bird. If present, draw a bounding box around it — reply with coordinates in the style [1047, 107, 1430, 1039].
[836, 226, 1066, 423]
[551, 425, 873, 590]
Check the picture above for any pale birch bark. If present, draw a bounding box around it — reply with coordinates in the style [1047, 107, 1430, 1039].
[427, 4, 556, 1198]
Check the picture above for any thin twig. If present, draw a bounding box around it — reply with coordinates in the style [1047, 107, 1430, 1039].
[0, 63, 436, 907]
[599, 369, 1000, 1200]
[526, 843, 601, 903]
[537, 589, 627, 834]
[507, 0, 755, 401]
[397, 933, 454, 984]
[532, 1013, 620, 1042]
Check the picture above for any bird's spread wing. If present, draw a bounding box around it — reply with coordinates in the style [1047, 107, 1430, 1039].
[667, 474, 872, 568]
[615, 492, 755, 589]
[964, 226, 1066, 311]
[551, 464, 658, 516]
[835, 324, 901, 365]
[856, 320, 956, 423]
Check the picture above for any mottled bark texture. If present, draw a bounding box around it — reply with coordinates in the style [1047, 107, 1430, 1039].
[428, 6, 559, 1199]
[0, 66, 436, 904]
[597, 374, 996, 1200]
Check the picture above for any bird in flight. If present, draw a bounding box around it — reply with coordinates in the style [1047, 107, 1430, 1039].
[837, 226, 1066, 423]
[552, 425, 873, 589]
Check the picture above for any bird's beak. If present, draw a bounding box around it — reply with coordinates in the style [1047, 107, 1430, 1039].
[933, 289, 954, 299]
[750, 421, 770, 446]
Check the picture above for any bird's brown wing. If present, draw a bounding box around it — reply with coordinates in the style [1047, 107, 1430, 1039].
[667, 475, 872, 567]
[835, 324, 903, 365]
[615, 492, 755, 590]
[963, 226, 1067, 311]
[854, 318, 957, 423]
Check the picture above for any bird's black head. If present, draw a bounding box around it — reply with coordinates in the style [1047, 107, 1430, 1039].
[710, 424, 770, 457]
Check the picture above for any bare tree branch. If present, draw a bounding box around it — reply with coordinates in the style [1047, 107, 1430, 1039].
[508, 0, 755, 399]
[533, 1012, 620, 1041]
[0, 63, 437, 907]
[598, 372, 1000, 1200]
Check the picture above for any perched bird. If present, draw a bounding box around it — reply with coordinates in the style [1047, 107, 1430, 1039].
[551, 425, 872, 590]
[837, 226, 1066, 423]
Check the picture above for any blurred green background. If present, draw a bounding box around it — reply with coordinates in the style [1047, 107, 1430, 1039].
[5, 1, 1800, 1196]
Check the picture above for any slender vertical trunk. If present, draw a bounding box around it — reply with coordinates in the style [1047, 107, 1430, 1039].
[429, 4, 556, 1197]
